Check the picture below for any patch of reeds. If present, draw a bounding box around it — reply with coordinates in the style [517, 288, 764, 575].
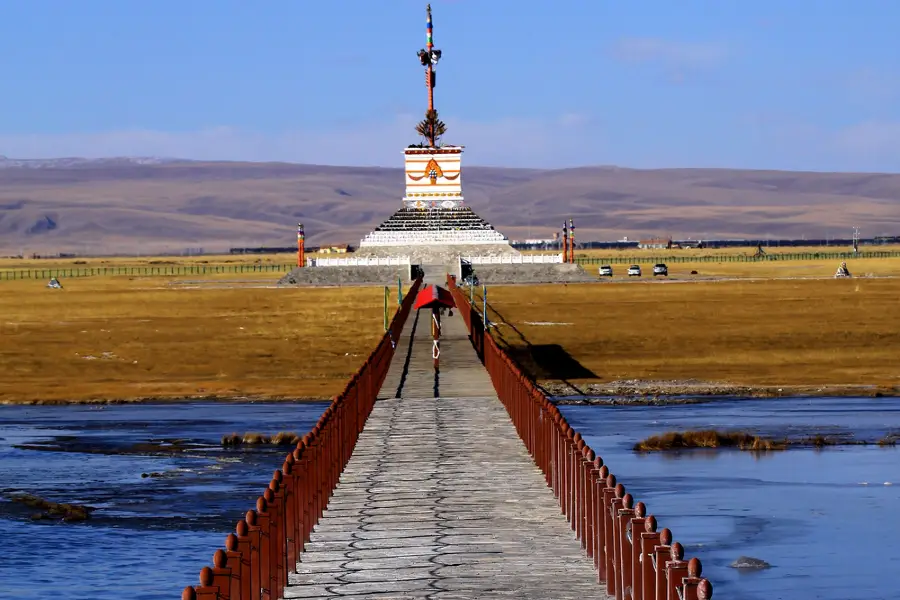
[633, 430, 787, 452]
[11, 493, 94, 522]
[636, 430, 897, 452]
[877, 434, 899, 447]
[221, 431, 300, 448]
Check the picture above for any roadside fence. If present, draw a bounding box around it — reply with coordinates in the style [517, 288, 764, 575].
[577, 250, 900, 266]
[448, 274, 715, 599]
[0, 263, 295, 281]
[180, 276, 422, 600]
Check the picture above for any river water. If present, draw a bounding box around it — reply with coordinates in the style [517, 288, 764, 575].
[0, 402, 327, 600]
[560, 397, 900, 600]
[2, 398, 898, 600]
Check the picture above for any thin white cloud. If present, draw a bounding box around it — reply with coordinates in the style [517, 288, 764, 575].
[0, 114, 897, 172]
[610, 37, 728, 70]
[0, 113, 600, 169]
[832, 120, 900, 155]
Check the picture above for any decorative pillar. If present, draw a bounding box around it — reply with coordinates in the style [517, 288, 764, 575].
[297, 223, 305, 267]
[569, 218, 575, 263]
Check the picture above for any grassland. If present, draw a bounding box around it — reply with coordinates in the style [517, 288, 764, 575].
[566, 244, 900, 280]
[0, 274, 389, 404]
[572, 244, 900, 259]
[479, 278, 900, 397]
[0, 252, 303, 271]
[578, 256, 900, 279]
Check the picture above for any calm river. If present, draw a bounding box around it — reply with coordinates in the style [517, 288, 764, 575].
[1, 398, 898, 600]
[561, 397, 900, 600]
[0, 401, 327, 600]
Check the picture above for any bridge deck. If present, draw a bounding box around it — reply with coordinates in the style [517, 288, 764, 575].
[286, 288, 603, 599]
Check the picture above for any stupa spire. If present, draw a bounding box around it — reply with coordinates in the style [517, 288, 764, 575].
[415, 4, 445, 147]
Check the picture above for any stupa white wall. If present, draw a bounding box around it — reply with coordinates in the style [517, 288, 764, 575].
[402, 146, 464, 208]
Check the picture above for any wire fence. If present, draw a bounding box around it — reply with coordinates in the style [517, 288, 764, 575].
[576, 250, 900, 265]
[0, 263, 295, 281]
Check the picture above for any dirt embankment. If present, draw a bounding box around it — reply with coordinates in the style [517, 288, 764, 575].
[543, 379, 900, 405]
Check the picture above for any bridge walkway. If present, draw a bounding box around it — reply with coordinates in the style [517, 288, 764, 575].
[285, 281, 603, 598]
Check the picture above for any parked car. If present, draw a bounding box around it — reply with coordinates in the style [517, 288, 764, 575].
[653, 263, 669, 276]
[627, 265, 641, 277]
[598, 265, 614, 277]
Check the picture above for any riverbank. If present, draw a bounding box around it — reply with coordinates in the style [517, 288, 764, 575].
[0, 394, 332, 406]
[544, 379, 900, 405]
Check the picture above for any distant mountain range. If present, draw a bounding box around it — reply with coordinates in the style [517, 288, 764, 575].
[0, 156, 187, 169]
[0, 157, 898, 255]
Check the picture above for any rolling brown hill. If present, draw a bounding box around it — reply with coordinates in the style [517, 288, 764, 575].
[1, 159, 898, 255]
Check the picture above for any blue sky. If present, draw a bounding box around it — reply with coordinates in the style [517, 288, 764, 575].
[0, 0, 897, 171]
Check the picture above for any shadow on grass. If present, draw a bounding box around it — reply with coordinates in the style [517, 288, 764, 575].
[505, 344, 598, 380]
[484, 300, 598, 395]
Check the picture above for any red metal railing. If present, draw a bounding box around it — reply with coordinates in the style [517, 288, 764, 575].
[181, 277, 422, 600]
[447, 275, 714, 600]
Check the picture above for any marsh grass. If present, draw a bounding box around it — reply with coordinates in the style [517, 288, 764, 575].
[10, 493, 94, 522]
[221, 431, 301, 448]
[634, 430, 787, 452]
[635, 430, 894, 452]
[0, 277, 386, 403]
[877, 434, 899, 447]
[479, 278, 900, 390]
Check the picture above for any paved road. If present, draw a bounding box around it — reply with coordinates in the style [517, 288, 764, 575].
[285, 278, 603, 599]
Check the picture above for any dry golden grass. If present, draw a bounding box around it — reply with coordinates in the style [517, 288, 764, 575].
[573, 244, 900, 259]
[633, 430, 885, 452]
[634, 430, 785, 452]
[0, 252, 299, 270]
[221, 431, 301, 447]
[480, 278, 900, 391]
[0, 276, 389, 404]
[581, 256, 900, 279]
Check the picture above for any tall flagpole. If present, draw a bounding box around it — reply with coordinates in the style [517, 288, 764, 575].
[417, 5, 442, 147]
[426, 5, 435, 116]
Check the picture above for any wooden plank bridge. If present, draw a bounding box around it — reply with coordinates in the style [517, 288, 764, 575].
[181, 271, 713, 600]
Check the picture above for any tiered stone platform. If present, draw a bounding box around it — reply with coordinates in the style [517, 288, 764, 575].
[355, 206, 519, 265]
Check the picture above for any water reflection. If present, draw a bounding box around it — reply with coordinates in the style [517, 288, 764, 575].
[0, 401, 327, 600]
[561, 397, 900, 600]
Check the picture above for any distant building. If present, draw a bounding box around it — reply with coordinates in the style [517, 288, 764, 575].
[320, 244, 351, 254]
[637, 238, 672, 250]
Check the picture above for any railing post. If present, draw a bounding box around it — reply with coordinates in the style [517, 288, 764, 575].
[194, 567, 219, 600]
[591, 459, 606, 575]
[266, 478, 287, 598]
[615, 494, 636, 599]
[601, 474, 617, 595]
[665, 543, 689, 600]
[235, 522, 255, 600]
[244, 511, 263, 600]
[608, 483, 626, 600]
[583, 449, 596, 558]
[682, 559, 713, 600]
[651, 528, 674, 600]
[211, 548, 235, 600]
[281, 458, 299, 571]
[254, 498, 273, 600]
[639, 516, 661, 600]
[628, 502, 648, 600]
